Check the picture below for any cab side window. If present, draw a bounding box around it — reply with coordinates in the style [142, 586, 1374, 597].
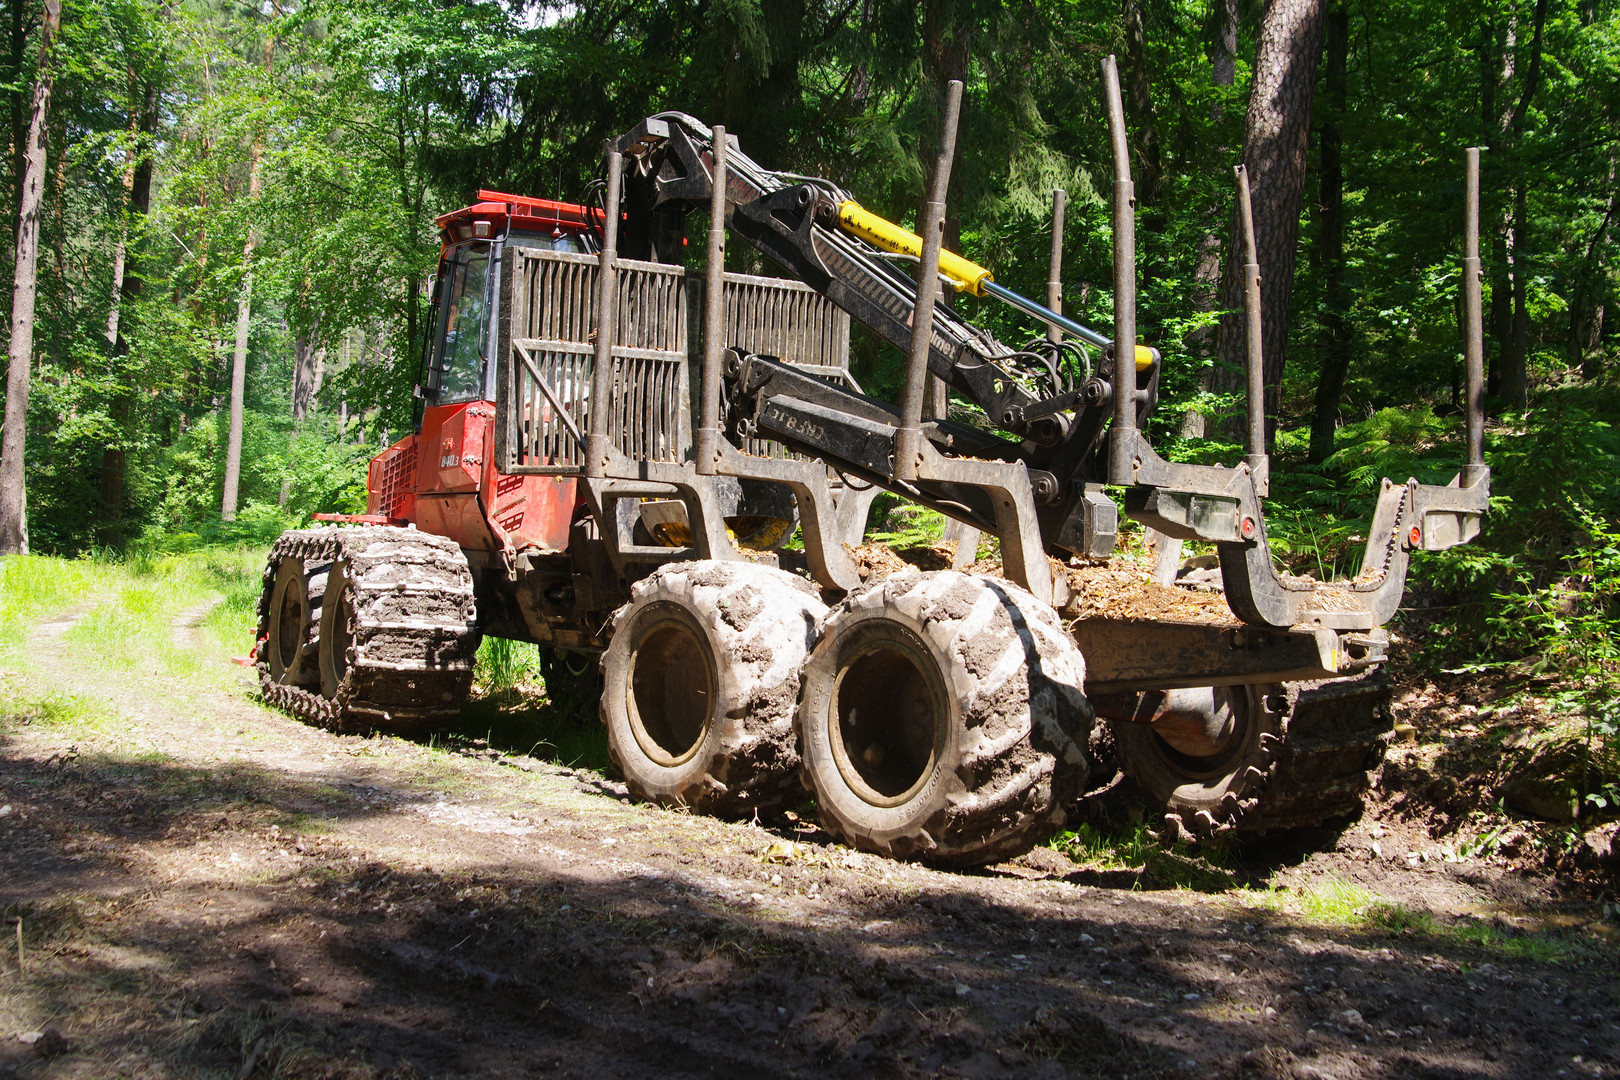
[431, 244, 491, 403]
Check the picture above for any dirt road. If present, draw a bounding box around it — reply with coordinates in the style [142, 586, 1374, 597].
[1, 597, 1616, 1079]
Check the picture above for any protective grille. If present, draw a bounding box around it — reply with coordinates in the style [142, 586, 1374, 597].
[370, 440, 418, 519]
[501, 249, 851, 475]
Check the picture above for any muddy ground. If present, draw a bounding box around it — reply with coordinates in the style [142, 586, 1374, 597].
[1, 599, 1617, 1080]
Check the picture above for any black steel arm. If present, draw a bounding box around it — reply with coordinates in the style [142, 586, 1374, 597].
[614, 114, 1052, 440]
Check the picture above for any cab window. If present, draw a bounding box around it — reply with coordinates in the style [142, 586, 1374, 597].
[430, 243, 491, 403]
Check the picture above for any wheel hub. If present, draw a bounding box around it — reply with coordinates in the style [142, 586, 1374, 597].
[627, 619, 713, 767]
[830, 638, 943, 807]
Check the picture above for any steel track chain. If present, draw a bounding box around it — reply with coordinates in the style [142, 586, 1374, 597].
[255, 527, 478, 734]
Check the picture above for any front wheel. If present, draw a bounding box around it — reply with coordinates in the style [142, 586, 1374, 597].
[600, 561, 827, 818]
[797, 571, 1092, 867]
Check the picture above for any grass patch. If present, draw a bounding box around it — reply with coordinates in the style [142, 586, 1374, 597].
[1050, 821, 1160, 870]
[1235, 877, 1616, 963]
[0, 688, 126, 739]
[460, 637, 612, 773]
[1049, 820, 1239, 891]
[1234, 877, 1379, 922]
[0, 554, 100, 658]
[1, 546, 266, 685]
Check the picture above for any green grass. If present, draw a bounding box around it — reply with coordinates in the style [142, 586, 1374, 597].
[0, 554, 100, 658]
[0, 688, 125, 739]
[1049, 821, 1161, 870]
[1235, 876, 1616, 963]
[1047, 821, 1241, 892]
[459, 637, 612, 772]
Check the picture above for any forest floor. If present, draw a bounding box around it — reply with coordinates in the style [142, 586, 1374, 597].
[0, 562, 1617, 1079]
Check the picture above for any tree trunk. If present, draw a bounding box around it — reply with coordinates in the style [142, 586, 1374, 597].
[1570, 148, 1614, 380]
[1121, 0, 1164, 209]
[98, 78, 157, 549]
[1180, 0, 1239, 440]
[1212, 0, 1328, 445]
[1498, 0, 1548, 413]
[221, 33, 273, 523]
[1309, 1, 1350, 464]
[1485, 15, 1513, 397]
[0, 0, 61, 556]
[919, 0, 970, 422]
[220, 226, 255, 522]
[291, 330, 321, 422]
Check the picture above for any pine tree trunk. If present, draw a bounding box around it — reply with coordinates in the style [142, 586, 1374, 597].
[1212, 0, 1328, 445]
[221, 34, 273, 523]
[1485, 15, 1513, 397]
[1309, 1, 1350, 463]
[1498, 0, 1548, 413]
[0, 0, 61, 556]
[919, 0, 970, 422]
[1121, 0, 1164, 210]
[1180, 0, 1239, 440]
[220, 236, 254, 521]
[98, 78, 157, 549]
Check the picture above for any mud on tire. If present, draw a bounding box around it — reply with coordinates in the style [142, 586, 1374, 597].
[1108, 685, 1286, 840]
[600, 560, 827, 818]
[1243, 670, 1393, 832]
[797, 571, 1092, 868]
[1109, 671, 1394, 838]
[257, 526, 479, 733]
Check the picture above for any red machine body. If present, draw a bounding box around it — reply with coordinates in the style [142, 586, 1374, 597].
[360, 192, 603, 559]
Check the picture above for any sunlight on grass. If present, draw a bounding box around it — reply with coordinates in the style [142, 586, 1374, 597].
[1233, 876, 1614, 963]
[1234, 876, 1378, 922]
[1048, 821, 1159, 870]
[0, 548, 268, 722]
[0, 689, 124, 738]
[0, 555, 99, 660]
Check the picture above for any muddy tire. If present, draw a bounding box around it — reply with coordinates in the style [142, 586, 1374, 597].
[257, 527, 479, 733]
[600, 561, 827, 818]
[797, 571, 1092, 867]
[1109, 685, 1286, 840]
[264, 553, 327, 689]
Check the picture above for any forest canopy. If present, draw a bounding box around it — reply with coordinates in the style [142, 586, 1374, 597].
[0, 0, 1615, 644]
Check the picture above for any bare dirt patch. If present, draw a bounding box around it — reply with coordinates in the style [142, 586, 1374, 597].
[0, 599, 1616, 1079]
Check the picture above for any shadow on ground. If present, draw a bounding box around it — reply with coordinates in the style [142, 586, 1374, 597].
[2, 727, 1617, 1080]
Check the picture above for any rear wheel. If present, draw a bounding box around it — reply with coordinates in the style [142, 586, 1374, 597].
[1109, 684, 1285, 839]
[600, 561, 827, 817]
[797, 571, 1092, 867]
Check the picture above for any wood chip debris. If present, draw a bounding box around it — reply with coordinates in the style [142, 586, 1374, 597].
[1060, 560, 1239, 625]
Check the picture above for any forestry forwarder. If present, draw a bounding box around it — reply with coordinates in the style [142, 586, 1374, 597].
[256, 60, 1489, 862]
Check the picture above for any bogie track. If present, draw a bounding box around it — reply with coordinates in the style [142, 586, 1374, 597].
[256, 527, 479, 734]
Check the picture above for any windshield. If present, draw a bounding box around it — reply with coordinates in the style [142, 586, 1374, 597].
[431, 243, 491, 403]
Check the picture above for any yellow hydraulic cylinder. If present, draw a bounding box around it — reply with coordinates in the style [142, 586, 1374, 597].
[837, 201, 994, 295]
[837, 199, 1158, 372]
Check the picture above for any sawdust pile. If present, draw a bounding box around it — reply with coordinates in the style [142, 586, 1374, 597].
[1060, 560, 1239, 625]
[847, 543, 1241, 625]
[850, 542, 954, 580]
